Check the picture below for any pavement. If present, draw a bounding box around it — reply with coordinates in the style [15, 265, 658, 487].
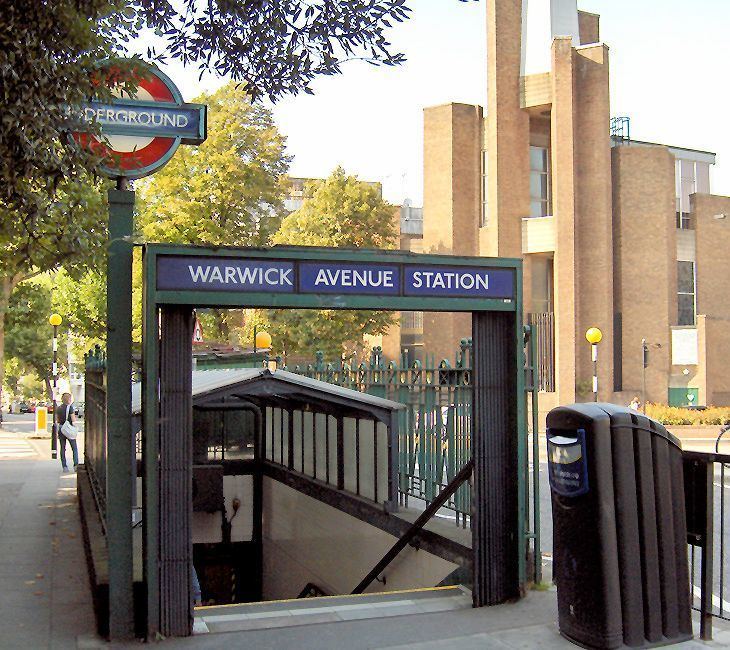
[1, 413, 730, 649]
[0, 423, 102, 650]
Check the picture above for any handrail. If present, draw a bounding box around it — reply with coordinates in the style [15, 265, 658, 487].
[684, 449, 730, 464]
[716, 425, 730, 454]
[297, 583, 329, 598]
[352, 459, 473, 595]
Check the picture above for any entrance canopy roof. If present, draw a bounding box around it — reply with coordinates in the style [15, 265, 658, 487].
[132, 368, 404, 424]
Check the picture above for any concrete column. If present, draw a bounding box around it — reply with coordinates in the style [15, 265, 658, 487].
[483, 0, 530, 259]
[550, 37, 578, 403]
[422, 103, 481, 362]
[573, 44, 614, 401]
[612, 145, 675, 402]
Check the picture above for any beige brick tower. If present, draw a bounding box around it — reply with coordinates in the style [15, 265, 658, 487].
[422, 0, 614, 404]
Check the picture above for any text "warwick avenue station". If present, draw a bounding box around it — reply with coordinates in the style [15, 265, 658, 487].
[155, 257, 515, 300]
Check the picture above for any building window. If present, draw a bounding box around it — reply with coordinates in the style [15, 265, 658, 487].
[400, 311, 424, 331]
[676, 212, 691, 229]
[529, 146, 550, 218]
[480, 150, 489, 227]
[677, 261, 696, 326]
[675, 158, 701, 230]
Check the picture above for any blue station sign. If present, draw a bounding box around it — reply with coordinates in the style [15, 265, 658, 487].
[156, 256, 515, 300]
[82, 100, 206, 144]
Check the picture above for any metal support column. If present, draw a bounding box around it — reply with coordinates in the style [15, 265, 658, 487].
[51, 323, 58, 459]
[158, 306, 194, 637]
[142, 251, 160, 639]
[106, 184, 135, 639]
[699, 460, 714, 640]
[472, 311, 521, 606]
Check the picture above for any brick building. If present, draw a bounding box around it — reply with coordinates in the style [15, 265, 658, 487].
[390, 0, 730, 409]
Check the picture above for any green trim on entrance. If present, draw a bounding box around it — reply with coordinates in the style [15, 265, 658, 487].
[514, 265, 527, 588]
[140, 242, 527, 636]
[154, 289, 515, 312]
[146, 242, 524, 269]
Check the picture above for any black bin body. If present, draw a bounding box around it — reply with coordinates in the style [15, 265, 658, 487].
[547, 403, 691, 649]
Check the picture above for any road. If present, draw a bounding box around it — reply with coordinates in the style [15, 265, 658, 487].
[0, 412, 86, 462]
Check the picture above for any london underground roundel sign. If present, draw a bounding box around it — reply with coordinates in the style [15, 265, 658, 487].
[76, 61, 207, 179]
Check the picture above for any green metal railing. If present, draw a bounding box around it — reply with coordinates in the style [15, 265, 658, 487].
[282, 343, 472, 524]
[281, 335, 541, 583]
[84, 345, 108, 528]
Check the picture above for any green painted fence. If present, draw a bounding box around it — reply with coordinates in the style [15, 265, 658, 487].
[281, 332, 543, 585]
[280, 341, 475, 526]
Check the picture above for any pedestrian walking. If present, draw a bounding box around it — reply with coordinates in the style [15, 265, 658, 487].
[628, 396, 640, 411]
[56, 392, 79, 472]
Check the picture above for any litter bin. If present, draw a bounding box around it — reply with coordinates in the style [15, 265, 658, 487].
[547, 403, 691, 649]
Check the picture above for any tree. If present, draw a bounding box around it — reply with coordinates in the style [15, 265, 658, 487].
[136, 82, 291, 342]
[3, 280, 61, 400]
[137, 82, 290, 246]
[267, 167, 398, 358]
[0, 1, 136, 231]
[2, 1, 413, 229]
[52, 267, 108, 350]
[0, 175, 107, 411]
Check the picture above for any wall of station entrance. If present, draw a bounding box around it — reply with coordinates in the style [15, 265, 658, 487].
[263, 479, 459, 600]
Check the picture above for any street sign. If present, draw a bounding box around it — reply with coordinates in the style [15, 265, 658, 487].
[75, 61, 207, 179]
[192, 317, 204, 344]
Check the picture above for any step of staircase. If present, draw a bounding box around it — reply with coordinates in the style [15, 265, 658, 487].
[194, 586, 472, 635]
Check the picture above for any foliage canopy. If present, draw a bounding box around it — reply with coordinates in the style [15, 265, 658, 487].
[267, 167, 398, 358]
[136, 83, 290, 246]
[1, 0, 413, 225]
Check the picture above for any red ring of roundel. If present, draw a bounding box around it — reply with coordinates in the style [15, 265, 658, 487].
[85, 69, 177, 173]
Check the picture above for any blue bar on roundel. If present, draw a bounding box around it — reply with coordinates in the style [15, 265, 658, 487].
[298, 262, 401, 295]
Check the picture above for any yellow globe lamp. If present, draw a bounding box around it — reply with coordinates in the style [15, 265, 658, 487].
[49, 314, 62, 327]
[255, 330, 272, 350]
[585, 327, 602, 345]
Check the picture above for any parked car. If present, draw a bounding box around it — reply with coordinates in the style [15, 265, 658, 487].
[18, 402, 31, 413]
[75, 402, 85, 419]
[46, 402, 54, 413]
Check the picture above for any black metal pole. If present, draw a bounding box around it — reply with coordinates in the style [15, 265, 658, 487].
[592, 343, 598, 402]
[700, 459, 714, 640]
[51, 324, 58, 459]
[641, 338, 647, 413]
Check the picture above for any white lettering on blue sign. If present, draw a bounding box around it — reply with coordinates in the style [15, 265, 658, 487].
[85, 106, 190, 128]
[313, 268, 395, 289]
[155, 256, 515, 300]
[299, 262, 400, 295]
[187, 265, 293, 287]
[410, 270, 489, 291]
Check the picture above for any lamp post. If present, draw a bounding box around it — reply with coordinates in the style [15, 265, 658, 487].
[49, 314, 62, 459]
[253, 327, 272, 366]
[641, 338, 648, 414]
[585, 327, 603, 402]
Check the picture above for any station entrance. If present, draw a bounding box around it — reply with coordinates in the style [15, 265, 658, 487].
[92, 243, 530, 639]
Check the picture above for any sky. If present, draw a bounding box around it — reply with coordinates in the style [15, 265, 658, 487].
[157, 0, 730, 206]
